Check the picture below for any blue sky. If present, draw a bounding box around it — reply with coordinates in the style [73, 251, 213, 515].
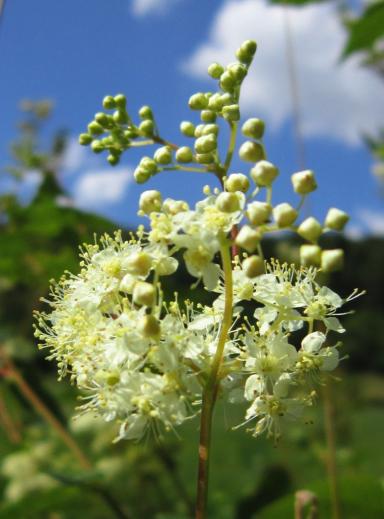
[1, 0, 383, 236]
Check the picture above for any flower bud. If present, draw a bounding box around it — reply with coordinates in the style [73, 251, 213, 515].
[133, 281, 156, 307]
[88, 121, 104, 135]
[139, 105, 153, 120]
[236, 40, 257, 64]
[201, 124, 219, 136]
[273, 203, 298, 227]
[139, 119, 154, 137]
[250, 160, 278, 186]
[291, 170, 317, 195]
[91, 140, 104, 153]
[208, 62, 224, 79]
[225, 173, 250, 193]
[235, 225, 262, 252]
[222, 104, 240, 122]
[199, 110, 215, 123]
[219, 71, 237, 92]
[194, 124, 205, 138]
[300, 245, 321, 267]
[176, 146, 193, 163]
[241, 118, 265, 140]
[79, 133, 93, 145]
[95, 112, 112, 128]
[107, 154, 120, 166]
[227, 62, 247, 81]
[140, 157, 157, 174]
[246, 201, 271, 225]
[113, 110, 128, 124]
[180, 121, 195, 137]
[208, 93, 223, 111]
[194, 134, 217, 154]
[220, 93, 233, 106]
[243, 255, 264, 277]
[216, 192, 241, 213]
[297, 217, 322, 242]
[126, 252, 152, 277]
[154, 146, 172, 165]
[324, 208, 349, 231]
[138, 314, 161, 339]
[239, 141, 264, 163]
[114, 94, 127, 110]
[188, 92, 208, 110]
[196, 153, 214, 164]
[134, 167, 151, 184]
[321, 249, 344, 272]
[102, 95, 116, 110]
[139, 190, 162, 214]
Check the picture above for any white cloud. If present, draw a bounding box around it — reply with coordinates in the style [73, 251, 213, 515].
[73, 168, 133, 209]
[131, 0, 182, 17]
[184, 0, 384, 145]
[357, 209, 384, 236]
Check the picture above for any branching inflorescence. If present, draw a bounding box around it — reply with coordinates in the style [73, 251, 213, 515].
[34, 39, 362, 517]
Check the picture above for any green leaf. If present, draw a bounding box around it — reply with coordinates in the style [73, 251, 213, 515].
[269, 0, 326, 5]
[343, 2, 384, 58]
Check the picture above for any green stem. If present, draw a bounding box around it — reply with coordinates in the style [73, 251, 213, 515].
[223, 122, 238, 175]
[195, 244, 233, 519]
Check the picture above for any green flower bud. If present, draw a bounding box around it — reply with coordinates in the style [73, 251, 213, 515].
[139, 119, 154, 137]
[324, 208, 349, 231]
[201, 124, 219, 136]
[175, 146, 193, 163]
[139, 190, 162, 214]
[220, 71, 236, 92]
[139, 105, 153, 120]
[225, 173, 250, 193]
[208, 62, 224, 79]
[88, 121, 104, 135]
[91, 140, 104, 153]
[79, 133, 93, 146]
[140, 157, 157, 174]
[235, 225, 262, 253]
[236, 40, 257, 64]
[297, 217, 322, 242]
[124, 128, 139, 139]
[195, 134, 217, 154]
[107, 154, 120, 166]
[201, 110, 217, 123]
[126, 252, 153, 277]
[95, 112, 112, 128]
[216, 192, 241, 212]
[243, 255, 264, 277]
[250, 160, 279, 186]
[273, 203, 298, 227]
[300, 244, 321, 267]
[154, 146, 172, 165]
[241, 118, 265, 139]
[138, 314, 161, 339]
[194, 124, 205, 138]
[208, 93, 223, 111]
[227, 62, 247, 81]
[133, 281, 156, 307]
[239, 141, 265, 163]
[196, 153, 214, 164]
[114, 94, 127, 109]
[220, 93, 233, 106]
[291, 170, 317, 195]
[102, 95, 116, 110]
[180, 121, 195, 137]
[246, 201, 271, 225]
[222, 104, 240, 122]
[113, 110, 129, 125]
[134, 167, 151, 184]
[188, 92, 208, 110]
[321, 249, 344, 272]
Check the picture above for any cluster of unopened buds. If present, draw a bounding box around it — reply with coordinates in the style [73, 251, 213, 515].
[35, 40, 361, 443]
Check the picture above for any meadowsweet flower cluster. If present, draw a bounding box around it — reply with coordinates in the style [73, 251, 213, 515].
[35, 40, 361, 444]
